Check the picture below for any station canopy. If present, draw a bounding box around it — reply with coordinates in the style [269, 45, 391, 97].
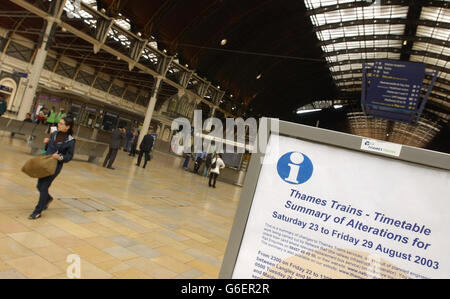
[0, 0, 449, 152]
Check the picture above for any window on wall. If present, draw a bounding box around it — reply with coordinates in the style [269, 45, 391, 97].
[5, 41, 33, 62]
[75, 71, 95, 85]
[44, 56, 58, 71]
[55, 62, 76, 78]
[79, 106, 98, 128]
[110, 84, 125, 98]
[118, 118, 131, 130]
[136, 95, 149, 107]
[93, 77, 110, 92]
[69, 103, 82, 123]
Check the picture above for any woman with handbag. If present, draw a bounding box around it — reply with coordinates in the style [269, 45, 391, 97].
[28, 117, 75, 220]
[208, 153, 225, 188]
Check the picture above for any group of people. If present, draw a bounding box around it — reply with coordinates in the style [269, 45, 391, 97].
[36, 106, 67, 126]
[24, 118, 225, 221]
[183, 151, 225, 188]
[103, 126, 154, 170]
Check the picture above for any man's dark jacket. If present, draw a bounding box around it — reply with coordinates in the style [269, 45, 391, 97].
[109, 128, 124, 149]
[140, 134, 154, 152]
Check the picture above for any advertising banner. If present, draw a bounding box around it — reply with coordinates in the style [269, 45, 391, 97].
[230, 133, 450, 279]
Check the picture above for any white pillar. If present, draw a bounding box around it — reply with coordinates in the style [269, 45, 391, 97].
[138, 76, 162, 146]
[17, 20, 54, 120]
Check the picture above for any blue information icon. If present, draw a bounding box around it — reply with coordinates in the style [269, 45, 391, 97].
[276, 152, 313, 185]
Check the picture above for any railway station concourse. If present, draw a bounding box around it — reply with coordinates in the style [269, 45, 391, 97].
[0, 0, 448, 279]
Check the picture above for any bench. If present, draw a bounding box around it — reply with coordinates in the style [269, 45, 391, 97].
[2, 118, 108, 163]
[0, 118, 47, 137]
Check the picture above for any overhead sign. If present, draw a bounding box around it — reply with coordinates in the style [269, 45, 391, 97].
[220, 121, 450, 279]
[0, 84, 13, 93]
[13, 70, 28, 78]
[361, 60, 433, 123]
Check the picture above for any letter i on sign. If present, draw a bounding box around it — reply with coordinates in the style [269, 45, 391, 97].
[285, 153, 303, 184]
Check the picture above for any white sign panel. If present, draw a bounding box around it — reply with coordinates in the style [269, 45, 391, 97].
[232, 134, 450, 279]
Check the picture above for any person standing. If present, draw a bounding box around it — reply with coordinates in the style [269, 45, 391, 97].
[47, 106, 57, 125]
[28, 117, 75, 219]
[37, 107, 48, 124]
[128, 129, 139, 157]
[182, 152, 191, 170]
[203, 153, 212, 177]
[56, 108, 66, 123]
[124, 128, 133, 152]
[103, 126, 125, 170]
[136, 131, 154, 169]
[0, 96, 6, 117]
[23, 113, 33, 123]
[209, 153, 225, 188]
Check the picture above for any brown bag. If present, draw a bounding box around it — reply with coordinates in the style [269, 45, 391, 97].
[22, 155, 58, 178]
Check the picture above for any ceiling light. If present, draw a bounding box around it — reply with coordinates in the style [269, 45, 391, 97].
[296, 109, 322, 114]
[137, 32, 142, 37]
[163, 49, 167, 53]
[220, 39, 227, 46]
[403, 40, 408, 45]
[333, 104, 343, 109]
[256, 74, 262, 80]
[185, 64, 188, 68]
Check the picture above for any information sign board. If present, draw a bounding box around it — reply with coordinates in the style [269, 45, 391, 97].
[361, 60, 434, 123]
[220, 119, 450, 279]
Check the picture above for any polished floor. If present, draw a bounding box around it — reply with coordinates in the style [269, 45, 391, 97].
[0, 132, 242, 278]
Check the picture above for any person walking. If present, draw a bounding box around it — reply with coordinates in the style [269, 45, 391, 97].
[136, 131, 154, 168]
[208, 153, 225, 188]
[28, 117, 75, 219]
[103, 126, 125, 169]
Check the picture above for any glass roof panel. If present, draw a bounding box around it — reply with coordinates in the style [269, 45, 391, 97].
[416, 26, 450, 41]
[318, 24, 405, 41]
[311, 5, 408, 27]
[410, 55, 450, 70]
[304, 0, 355, 10]
[420, 7, 450, 23]
[413, 42, 450, 57]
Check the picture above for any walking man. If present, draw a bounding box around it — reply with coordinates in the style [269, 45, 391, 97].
[136, 131, 154, 169]
[103, 126, 125, 169]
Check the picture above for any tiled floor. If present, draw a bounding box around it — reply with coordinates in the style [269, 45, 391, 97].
[0, 132, 242, 278]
